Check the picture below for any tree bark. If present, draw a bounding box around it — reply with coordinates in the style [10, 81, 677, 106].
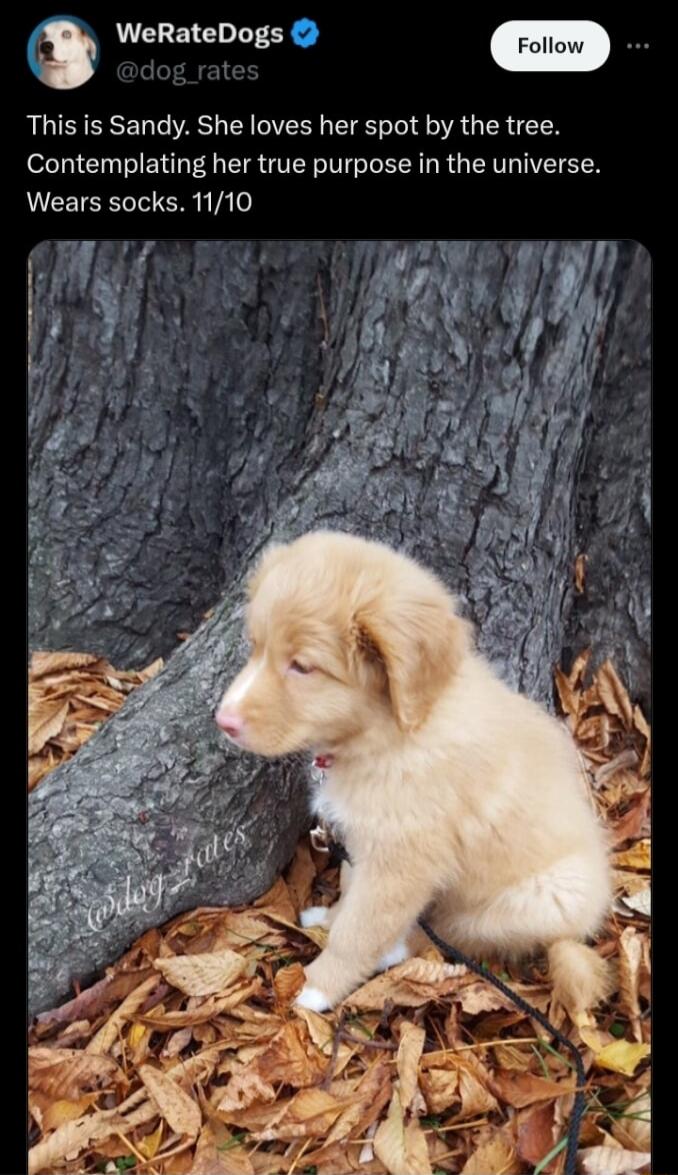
[28, 240, 650, 1017]
[29, 240, 332, 667]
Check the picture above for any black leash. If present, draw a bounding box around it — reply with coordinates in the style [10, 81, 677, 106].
[417, 917, 586, 1175]
[324, 839, 585, 1174]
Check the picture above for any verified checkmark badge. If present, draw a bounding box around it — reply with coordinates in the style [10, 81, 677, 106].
[291, 18, 320, 47]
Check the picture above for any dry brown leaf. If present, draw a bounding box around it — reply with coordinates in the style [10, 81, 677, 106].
[139, 1063, 201, 1138]
[373, 1090, 432, 1175]
[137, 1121, 163, 1159]
[567, 647, 591, 689]
[517, 1101, 558, 1169]
[613, 839, 650, 870]
[455, 980, 517, 1014]
[617, 927, 643, 1040]
[86, 974, 160, 1054]
[252, 1019, 327, 1087]
[254, 876, 298, 921]
[396, 1021, 425, 1110]
[621, 887, 651, 918]
[554, 668, 580, 722]
[610, 790, 650, 846]
[456, 1063, 499, 1119]
[462, 1135, 521, 1174]
[322, 1059, 392, 1147]
[189, 1121, 255, 1174]
[493, 1042, 532, 1071]
[28, 698, 69, 754]
[285, 838, 318, 914]
[40, 1095, 99, 1132]
[216, 1070, 277, 1113]
[30, 651, 100, 677]
[136, 656, 165, 681]
[28, 1047, 126, 1098]
[155, 949, 248, 996]
[578, 1145, 651, 1173]
[253, 1087, 346, 1141]
[343, 957, 467, 1011]
[273, 962, 305, 1005]
[136, 979, 262, 1027]
[491, 1069, 574, 1108]
[609, 1090, 650, 1151]
[596, 660, 634, 728]
[28, 1108, 128, 1174]
[420, 1067, 460, 1114]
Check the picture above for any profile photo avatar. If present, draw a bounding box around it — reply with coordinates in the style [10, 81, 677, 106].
[28, 16, 99, 89]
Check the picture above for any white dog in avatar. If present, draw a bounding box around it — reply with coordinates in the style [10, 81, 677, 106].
[36, 21, 97, 89]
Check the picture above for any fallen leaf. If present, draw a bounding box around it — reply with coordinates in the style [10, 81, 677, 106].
[342, 957, 467, 1011]
[420, 1067, 460, 1114]
[137, 1121, 163, 1159]
[216, 1070, 277, 1113]
[554, 668, 580, 721]
[621, 887, 651, 917]
[455, 980, 517, 1015]
[617, 927, 643, 1040]
[285, 839, 317, 914]
[373, 1089, 432, 1175]
[189, 1121, 254, 1174]
[490, 1069, 574, 1108]
[86, 974, 160, 1054]
[139, 1063, 201, 1138]
[610, 790, 650, 846]
[155, 949, 248, 996]
[596, 660, 634, 728]
[41, 1096, 99, 1132]
[30, 651, 100, 677]
[28, 1109, 128, 1174]
[396, 1021, 425, 1110]
[136, 979, 262, 1027]
[273, 962, 305, 1005]
[517, 1101, 558, 1168]
[28, 698, 69, 755]
[28, 1047, 126, 1098]
[578, 1145, 651, 1173]
[613, 839, 650, 870]
[610, 1090, 650, 1151]
[462, 1135, 520, 1174]
[593, 1039, 650, 1076]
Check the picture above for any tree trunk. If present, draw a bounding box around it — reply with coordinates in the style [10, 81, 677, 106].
[29, 240, 332, 667]
[28, 240, 650, 1016]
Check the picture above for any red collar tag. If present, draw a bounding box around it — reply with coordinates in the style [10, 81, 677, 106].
[313, 754, 334, 770]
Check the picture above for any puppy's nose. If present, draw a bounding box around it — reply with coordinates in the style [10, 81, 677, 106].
[215, 710, 244, 739]
[41, 41, 54, 54]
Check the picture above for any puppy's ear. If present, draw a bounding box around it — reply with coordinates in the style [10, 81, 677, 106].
[246, 542, 286, 600]
[36, 35, 43, 62]
[352, 578, 472, 731]
[79, 27, 97, 59]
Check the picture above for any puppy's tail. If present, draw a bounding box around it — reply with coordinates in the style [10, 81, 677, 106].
[547, 939, 614, 1016]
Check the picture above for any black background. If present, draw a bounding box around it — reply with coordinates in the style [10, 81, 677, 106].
[15, 9, 659, 1174]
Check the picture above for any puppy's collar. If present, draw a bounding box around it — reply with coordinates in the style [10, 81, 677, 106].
[312, 754, 334, 770]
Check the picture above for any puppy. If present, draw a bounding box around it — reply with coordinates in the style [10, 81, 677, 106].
[215, 531, 612, 1015]
[36, 22, 96, 89]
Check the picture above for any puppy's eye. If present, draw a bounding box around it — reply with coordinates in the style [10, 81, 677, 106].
[62, 30, 72, 38]
[289, 659, 313, 675]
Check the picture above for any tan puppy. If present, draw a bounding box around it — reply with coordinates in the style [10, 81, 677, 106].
[215, 532, 612, 1015]
[36, 21, 96, 89]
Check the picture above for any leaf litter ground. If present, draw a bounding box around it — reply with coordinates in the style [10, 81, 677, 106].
[28, 649, 651, 1175]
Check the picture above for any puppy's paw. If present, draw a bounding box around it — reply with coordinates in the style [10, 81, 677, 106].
[299, 905, 330, 928]
[294, 983, 331, 1012]
[376, 938, 410, 972]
